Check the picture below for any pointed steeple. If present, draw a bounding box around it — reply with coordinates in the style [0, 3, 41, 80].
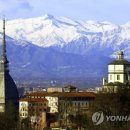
[0, 17, 19, 113]
[0, 18, 9, 71]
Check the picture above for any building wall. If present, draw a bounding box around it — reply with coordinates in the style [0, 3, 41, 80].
[47, 88, 63, 92]
[19, 100, 48, 119]
[108, 65, 124, 83]
[46, 96, 58, 113]
[19, 101, 29, 119]
[25, 92, 95, 115]
[0, 72, 5, 112]
[59, 97, 94, 115]
[28, 101, 48, 116]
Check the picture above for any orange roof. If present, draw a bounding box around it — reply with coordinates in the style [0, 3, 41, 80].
[20, 98, 48, 102]
[26, 92, 96, 98]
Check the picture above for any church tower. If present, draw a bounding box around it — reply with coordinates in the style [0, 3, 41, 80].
[108, 51, 130, 83]
[0, 19, 19, 112]
[102, 51, 130, 93]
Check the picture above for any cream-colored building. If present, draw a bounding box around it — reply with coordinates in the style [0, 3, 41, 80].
[47, 87, 63, 92]
[20, 91, 95, 128]
[26, 92, 59, 113]
[46, 96, 58, 113]
[19, 98, 48, 119]
[25, 91, 95, 114]
[19, 101, 29, 118]
[102, 51, 130, 92]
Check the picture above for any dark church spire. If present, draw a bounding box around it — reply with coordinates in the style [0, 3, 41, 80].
[0, 18, 9, 71]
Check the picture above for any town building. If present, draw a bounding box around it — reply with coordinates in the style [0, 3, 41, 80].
[102, 51, 130, 92]
[26, 92, 59, 113]
[63, 85, 77, 92]
[19, 97, 48, 129]
[19, 87, 95, 127]
[0, 19, 19, 112]
[22, 91, 95, 116]
[47, 87, 63, 93]
[19, 98, 48, 119]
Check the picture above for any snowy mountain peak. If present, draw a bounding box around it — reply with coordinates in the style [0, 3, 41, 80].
[0, 14, 130, 55]
[0, 15, 130, 83]
[43, 14, 55, 20]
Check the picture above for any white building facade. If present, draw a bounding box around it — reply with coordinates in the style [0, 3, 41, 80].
[102, 51, 130, 92]
[46, 96, 58, 113]
[19, 101, 29, 119]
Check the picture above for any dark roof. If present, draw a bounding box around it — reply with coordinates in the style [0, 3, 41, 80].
[64, 85, 76, 89]
[108, 60, 130, 65]
[5, 72, 19, 102]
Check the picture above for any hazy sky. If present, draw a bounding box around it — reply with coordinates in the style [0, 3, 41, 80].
[0, 0, 130, 24]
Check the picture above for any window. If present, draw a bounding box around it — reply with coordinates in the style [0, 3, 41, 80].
[117, 75, 120, 80]
[110, 75, 112, 80]
[126, 74, 128, 80]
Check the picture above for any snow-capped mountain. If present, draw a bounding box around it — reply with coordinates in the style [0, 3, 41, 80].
[0, 14, 130, 86]
[1, 14, 130, 56]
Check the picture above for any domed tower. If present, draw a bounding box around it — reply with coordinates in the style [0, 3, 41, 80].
[0, 19, 19, 112]
[102, 51, 130, 93]
[108, 51, 130, 83]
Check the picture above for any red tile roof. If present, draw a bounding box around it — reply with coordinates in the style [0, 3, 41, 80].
[20, 98, 48, 102]
[26, 92, 96, 98]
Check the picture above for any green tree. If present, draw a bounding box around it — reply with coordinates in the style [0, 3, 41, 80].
[68, 113, 88, 130]
[0, 102, 33, 130]
[89, 84, 130, 130]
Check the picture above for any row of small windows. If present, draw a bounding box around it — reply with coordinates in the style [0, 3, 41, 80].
[21, 108, 27, 111]
[21, 108, 47, 112]
[29, 103, 47, 106]
[49, 102, 58, 106]
[20, 113, 27, 117]
[73, 102, 88, 106]
[28, 96, 45, 99]
[110, 74, 130, 80]
[61, 102, 89, 107]
[60, 97, 92, 100]
[29, 108, 47, 112]
[110, 75, 120, 80]
[27, 96, 94, 101]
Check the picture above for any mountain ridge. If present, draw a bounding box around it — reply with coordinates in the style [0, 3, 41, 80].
[0, 14, 130, 87]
